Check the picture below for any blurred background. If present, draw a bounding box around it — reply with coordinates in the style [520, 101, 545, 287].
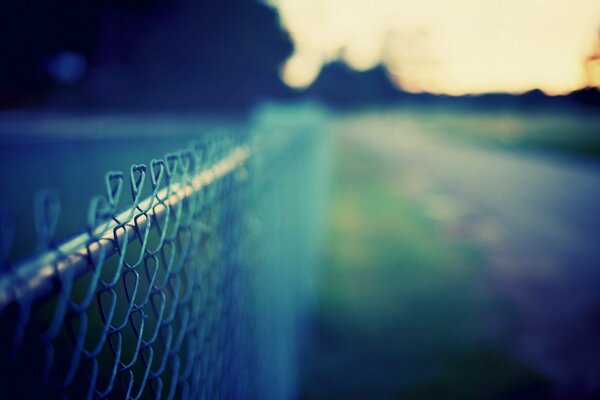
[2, 0, 600, 399]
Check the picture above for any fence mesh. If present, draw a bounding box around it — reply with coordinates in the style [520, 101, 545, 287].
[0, 107, 330, 399]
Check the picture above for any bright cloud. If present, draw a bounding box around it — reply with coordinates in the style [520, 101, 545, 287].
[269, 0, 600, 94]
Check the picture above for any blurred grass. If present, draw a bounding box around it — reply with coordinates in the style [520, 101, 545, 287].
[325, 140, 486, 335]
[413, 108, 600, 158]
[399, 350, 550, 400]
[302, 132, 550, 399]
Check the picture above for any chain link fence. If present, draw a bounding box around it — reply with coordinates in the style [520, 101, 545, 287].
[0, 106, 331, 399]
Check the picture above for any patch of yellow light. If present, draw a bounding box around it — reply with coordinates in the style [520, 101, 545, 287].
[588, 60, 600, 88]
[270, 0, 600, 94]
[280, 51, 323, 89]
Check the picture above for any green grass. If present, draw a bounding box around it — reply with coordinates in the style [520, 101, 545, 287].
[324, 140, 486, 331]
[303, 134, 550, 399]
[414, 108, 600, 158]
[399, 350, 551, 400]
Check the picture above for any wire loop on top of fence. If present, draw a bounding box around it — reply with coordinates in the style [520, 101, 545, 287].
[0, 109, 330, 399]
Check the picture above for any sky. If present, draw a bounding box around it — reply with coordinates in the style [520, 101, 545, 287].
[268, 0, 600, 95]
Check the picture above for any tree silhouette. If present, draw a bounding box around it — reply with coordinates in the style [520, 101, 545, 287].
[1, 0, 294, 110]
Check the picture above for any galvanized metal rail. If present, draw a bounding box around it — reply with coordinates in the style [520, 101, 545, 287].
[0, 146, 250, 311]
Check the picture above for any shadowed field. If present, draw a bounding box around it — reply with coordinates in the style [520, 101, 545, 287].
[303, 108, 600, 399]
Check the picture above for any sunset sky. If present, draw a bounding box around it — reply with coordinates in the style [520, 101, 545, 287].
[268, 0, 600, 95]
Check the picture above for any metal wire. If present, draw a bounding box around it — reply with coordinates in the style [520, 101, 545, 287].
[0, 113, 330, 399]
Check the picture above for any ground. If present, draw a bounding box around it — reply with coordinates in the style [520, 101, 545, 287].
[303, 108, 600, 399]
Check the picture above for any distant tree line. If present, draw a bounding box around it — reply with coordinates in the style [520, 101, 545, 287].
[1, 0, 597, 111]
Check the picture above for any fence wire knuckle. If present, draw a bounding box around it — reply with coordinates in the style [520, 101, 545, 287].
[0, 118, 329, 399]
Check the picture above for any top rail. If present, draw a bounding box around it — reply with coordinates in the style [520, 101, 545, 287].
[0, 146, 250, 311]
